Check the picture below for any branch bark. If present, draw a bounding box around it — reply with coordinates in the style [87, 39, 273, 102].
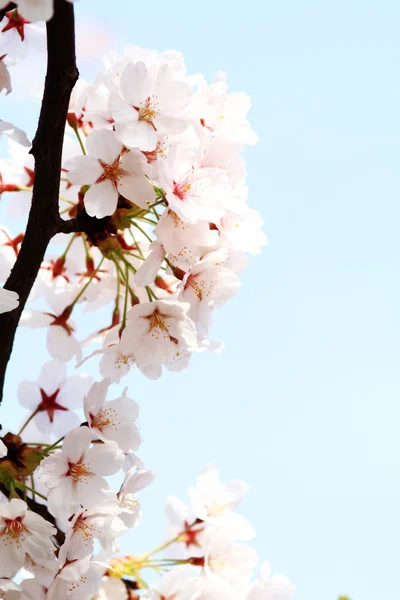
[0, 3, 16, 21]
[0, 0, 78, 405]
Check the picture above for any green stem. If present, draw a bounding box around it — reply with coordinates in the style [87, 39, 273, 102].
[18, 408, 39, 436]
[67, 256, 105, 309]
[132, 221, 153, 244]
[16, 483, 47, 501]
[46, 436, 65, 452]
[141, 520, 199, 560]
[59, 233, 77, 260]
[73, 126, 87, 155]
[120, 262, 130, 334]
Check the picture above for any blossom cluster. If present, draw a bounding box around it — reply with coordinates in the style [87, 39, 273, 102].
[0, 5, 290, 600]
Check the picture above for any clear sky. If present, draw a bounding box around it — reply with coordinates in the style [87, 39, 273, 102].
[1, 1, 400, 599]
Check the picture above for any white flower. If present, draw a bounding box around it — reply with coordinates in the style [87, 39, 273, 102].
[159, 161, 231, 225]
[189, 465, 248, 521]
[164, 495, 204, 559]
[217, 208, 267, 255]
[246, 562, 295, 600]
[120, 299, 198, 379]
[203, 532, 258, 588]
[46, 557, 103, 600]
[0, 287, 19, 314]
[18, 360, 93, 438]
[19, 310, 82, 363]
[155, 209, 217, 270]
[64, 129, 155, 218]
[118, 464, 154, 528]
[111, 60, 192, 152]
[96, 577, 129, 600]
[179, 251, 240, 337]
[84, 379, 141, 453]
[59, 505, 126, 564]
[142, 565, 196, 600]
[38, 426, 124, 520]
[0, 499, 56, 578]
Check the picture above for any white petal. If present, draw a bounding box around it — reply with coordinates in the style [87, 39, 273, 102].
[84, 180, 118, 218]
[118, 172, 155, 208]
[86, 129, 122, 164]
[64, 155, 103, 185]
[38, 360, 67, 396]
[119, 120, 157, 151]
[18, 380, 41, 410]
[57, 374, 94, 409]
[62, 426, 92, 464]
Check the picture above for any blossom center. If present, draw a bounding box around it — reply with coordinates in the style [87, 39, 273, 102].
[67, 461, 92, 482]
[75, 516, 99, 542]
[3, 516, 26, 541]
[185, 274, 210, 302]
[134, 96, 159, 130]
[97, 159, 124, 187]
[145, 308, 169, 334]
[90, 407, 118, 432]
[173, 178, 192, 201]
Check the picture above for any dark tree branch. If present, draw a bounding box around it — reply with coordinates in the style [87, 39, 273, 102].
[0, 0, 78, 405]
[0, 3, 16, 21]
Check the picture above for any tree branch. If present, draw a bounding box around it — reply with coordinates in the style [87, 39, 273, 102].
[0, 3, 16, 21]
[0, 0, 78, 405]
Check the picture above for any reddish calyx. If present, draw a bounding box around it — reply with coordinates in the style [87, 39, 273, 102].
[37, 388, 68, 423]
[46, 307, 74, 336]
[0, 173, 19, 195]
[180, 519, 204, 549]
[48, 257, 70, 282]
[2, 231, 23, 256]
[24, 166, 35, 188]
[1, 10, 30, 42]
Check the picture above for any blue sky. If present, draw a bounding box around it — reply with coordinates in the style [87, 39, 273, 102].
[1, 1, 400, 598]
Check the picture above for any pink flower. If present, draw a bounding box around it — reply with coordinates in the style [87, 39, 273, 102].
[0, 499, 56, 578]
[38, 426, 124, 520]
[18, 360, 93, 438]
[64, 129, 155, 218]
[84, 379, 141, 453]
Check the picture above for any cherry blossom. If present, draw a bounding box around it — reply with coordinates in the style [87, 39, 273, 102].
[37, 426, 124, 520]
[0, 499, 56, 578]
[20, 310, 82, 363]
[179, 250, 240, 336]
[119, 299, 198, 379]
[111, 60, 193, 152]
[189, 465, 249, 521]
[45, 557, 103, 600]
[118, 463, 154, 528]
[83, 378, 141, 453]
[142, 565, 196, 600]
[59, 504, 127, 563]
[203, 531, 258, 589]
[64, 129, 155, 218]
[18, 360, 93, 438]
[246, 562, 295, 600]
